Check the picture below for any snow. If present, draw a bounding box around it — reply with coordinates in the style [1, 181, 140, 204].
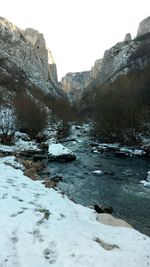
[120, 147, 146, 156]
[15, 139, 40, 151]
[0, 156, 150, 267]
[140, 171, 150, 187]
[140, 180, 150, 187]
[48, 143, 74, 156]
[147, 171, 150, 181]
[99, 143, 120, 150]
[0, 139, 40, 153]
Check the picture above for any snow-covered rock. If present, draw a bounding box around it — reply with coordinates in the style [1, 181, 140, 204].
[140, 180, 150, 187]
[147, 171, 150, 182]
[48, 143, 76, 161]
[141, 170, 150, 187]
[0, 156, 150, 267]
[0, 139, 40, 154]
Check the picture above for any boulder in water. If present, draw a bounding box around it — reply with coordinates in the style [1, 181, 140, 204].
[48, 143, 76, 162]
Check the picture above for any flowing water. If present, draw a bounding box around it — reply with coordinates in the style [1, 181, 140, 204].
[47, 126, 150, 236]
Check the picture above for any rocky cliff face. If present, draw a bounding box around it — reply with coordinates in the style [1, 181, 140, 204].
[62, 17, 150, 103]
[61, 59, 103, 103]
[137, 16, 150, 36]
[61, 71, 90, 103]
[0, 17, 62, 98]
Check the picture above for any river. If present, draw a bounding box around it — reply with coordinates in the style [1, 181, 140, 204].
[47, 125, 150, 236]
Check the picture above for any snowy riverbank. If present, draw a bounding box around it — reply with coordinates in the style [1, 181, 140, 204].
[0, 156, 150, 267]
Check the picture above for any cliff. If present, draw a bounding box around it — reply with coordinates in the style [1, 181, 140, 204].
[62, 16, 150, 103]
[0, 17, 63, 99]
[61, 71, 90, 103]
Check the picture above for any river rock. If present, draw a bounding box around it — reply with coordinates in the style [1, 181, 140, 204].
[146, 171, 150, 182]
[94, 204, 113, 214]
[115, 151, 130, 158]
[97, 213, 133, 228]
[48, 143, 76, 162]
[92, 170, 102, 175]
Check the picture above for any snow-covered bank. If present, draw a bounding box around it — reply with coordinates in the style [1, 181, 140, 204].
[0, 156, 150, 267]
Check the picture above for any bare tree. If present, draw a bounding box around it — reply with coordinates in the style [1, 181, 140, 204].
[14, 91, 48, 139]
[0, 107, 16, 145]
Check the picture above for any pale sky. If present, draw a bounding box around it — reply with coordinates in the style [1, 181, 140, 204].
[1, 0, 150, 80]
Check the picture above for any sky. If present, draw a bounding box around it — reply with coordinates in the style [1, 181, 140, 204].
[1, 0, 150, 80]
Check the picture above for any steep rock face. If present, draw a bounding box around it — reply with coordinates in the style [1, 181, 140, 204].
[61, 17, 150, 104]
[61, 59, 103, 103]
[0, 17, 62, 96]
[88, 59, 103, 82]
[137, 16, 150, 36]
[61, 71, 89, 103]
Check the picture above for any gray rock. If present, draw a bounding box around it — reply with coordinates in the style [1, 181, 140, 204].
[61, 71, 90, 103]
[124, 33, 132, 41]
[63, 17, 150, 104]
[0, 17, 63, 97]
[137, 16, 150, 37]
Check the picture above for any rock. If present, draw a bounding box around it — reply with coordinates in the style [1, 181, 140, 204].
[92, 170, 102, 175]
[50, 175, 63, 183]
[124, 33, 132, 41]
[137, 16, 150, 37]
[48, 143, 76, 162]
[146, 171, 150, 182]
[94, 204, 113, 214]
[69, 17, 150, 104]
[0, 17, 64, 101]
[142, 145, 150, 157]
[40, 143, 49, 151]
[97, 213, 133, 228]
[101, 206, 113, 214]
[19, 150, 41, 158]
[115, 151, 130, 158]
[32, 154, 47, 161]
[94, 205, 104, 214]
[61, 71, 90, 103]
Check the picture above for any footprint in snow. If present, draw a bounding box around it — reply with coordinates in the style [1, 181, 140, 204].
[43, 241, 58, 264]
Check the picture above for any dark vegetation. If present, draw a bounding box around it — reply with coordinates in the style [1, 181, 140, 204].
[0, 67, 77, 143]
[14, 91, 49, 139]
[79, 64, 150, 145]
[0, 56, 77, 143]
